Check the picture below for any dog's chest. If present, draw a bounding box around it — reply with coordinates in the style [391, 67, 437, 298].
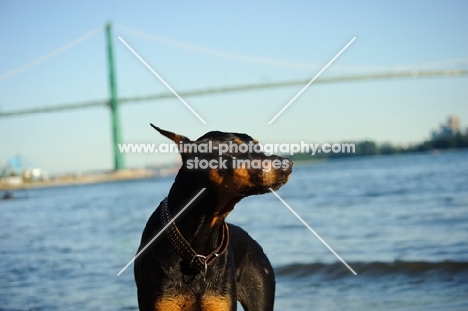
[155, 294, 233, 311]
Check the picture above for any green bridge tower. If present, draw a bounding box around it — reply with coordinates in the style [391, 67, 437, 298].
[105, 22, 124, 170]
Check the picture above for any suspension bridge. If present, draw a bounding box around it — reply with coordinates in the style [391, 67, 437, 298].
[1, 23, 467, 171]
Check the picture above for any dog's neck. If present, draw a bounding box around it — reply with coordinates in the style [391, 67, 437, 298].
[166, 170, 241, 254]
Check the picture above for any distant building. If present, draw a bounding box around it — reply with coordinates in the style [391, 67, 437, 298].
[1, 155, 48, 184]
[432, 115, 461, 139]
[23, 168, 48, 182]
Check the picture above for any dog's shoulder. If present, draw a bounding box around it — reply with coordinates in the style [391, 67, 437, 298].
[228, 224, 272, 267]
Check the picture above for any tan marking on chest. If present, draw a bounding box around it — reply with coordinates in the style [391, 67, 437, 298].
[155, 296, 194, 311]
[155, 295, 231, 311]
[200, 295, 232, 311]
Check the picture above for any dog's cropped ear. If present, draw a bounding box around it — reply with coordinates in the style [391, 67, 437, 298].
[150, 124, 191, 144]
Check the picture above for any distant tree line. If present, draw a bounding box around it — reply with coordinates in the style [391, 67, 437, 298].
[290, 133, 468, 162]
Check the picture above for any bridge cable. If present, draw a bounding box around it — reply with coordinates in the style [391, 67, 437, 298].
[0, 26, 103, 82]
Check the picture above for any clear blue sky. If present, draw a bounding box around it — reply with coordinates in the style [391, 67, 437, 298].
[1, 1, 467, 173]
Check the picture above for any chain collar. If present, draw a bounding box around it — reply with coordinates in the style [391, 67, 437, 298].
[160, 197, 229, 280]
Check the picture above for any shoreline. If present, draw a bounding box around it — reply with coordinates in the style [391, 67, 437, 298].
[0, 169, 175, 191]
[3, 149, 466, 191]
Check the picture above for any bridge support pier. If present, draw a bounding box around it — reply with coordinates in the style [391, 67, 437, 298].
[105, 23, 124, 171]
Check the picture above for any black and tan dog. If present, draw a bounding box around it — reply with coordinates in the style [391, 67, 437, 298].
[135, 125, 292, 311]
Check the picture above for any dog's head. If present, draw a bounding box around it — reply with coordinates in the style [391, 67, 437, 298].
[151, 124, 292, 198]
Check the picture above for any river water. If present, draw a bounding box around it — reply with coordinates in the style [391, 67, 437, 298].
[1, 150, 467, 310]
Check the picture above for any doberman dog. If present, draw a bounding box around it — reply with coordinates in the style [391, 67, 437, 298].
[134, 125, 293, 311]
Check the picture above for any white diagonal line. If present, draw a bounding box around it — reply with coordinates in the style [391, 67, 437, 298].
[118, 36, 207, 124]
[268, 37, 356, 124]
[117, 188, 206, 276]
[0, 27, 102, 82]
[269, 188, 357, 275]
